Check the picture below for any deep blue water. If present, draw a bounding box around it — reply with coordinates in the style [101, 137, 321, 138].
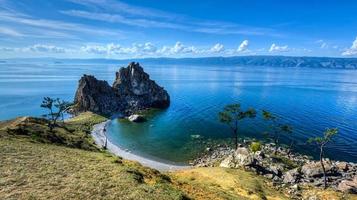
[1, 61, 357, 163]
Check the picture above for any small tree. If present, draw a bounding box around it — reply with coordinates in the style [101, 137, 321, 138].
[308, 128, 338, 189]
[219, 104, 256, 149]
[41, 97, 71, 131]
[262, 110, 293, 154]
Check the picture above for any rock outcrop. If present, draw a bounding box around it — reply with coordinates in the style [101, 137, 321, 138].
[73, 62, 170, 116]
[74, 75, 122, 116]
[193, 141, 357, 194]
[113, 62, 170, 112]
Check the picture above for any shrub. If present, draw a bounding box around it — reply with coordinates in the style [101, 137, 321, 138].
[250, 141, 262, 153]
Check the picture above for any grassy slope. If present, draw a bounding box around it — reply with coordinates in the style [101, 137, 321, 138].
[0, 113, 186, 200]
[0, 112, 356, 200]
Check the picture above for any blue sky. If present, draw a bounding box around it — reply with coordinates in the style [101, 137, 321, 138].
[0, 0, 357, 58]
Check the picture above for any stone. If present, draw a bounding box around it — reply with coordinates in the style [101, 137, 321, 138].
[337, 176, 357, 194]
[291, 184, 300, 191]
[73, 62, 170, 116]
[335, 161, 349, 172]
[128, 114, 146, 122]
[301, 161, 333, 178]
[283, 168, 301, 184]
[220, 155, 235, 168]
[234, 147, 254, 167]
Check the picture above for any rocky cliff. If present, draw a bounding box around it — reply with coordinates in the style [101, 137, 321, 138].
[73, 62, 170, 116]
[113, 62, 170, 111]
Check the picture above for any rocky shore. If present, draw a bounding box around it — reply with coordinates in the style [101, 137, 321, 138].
[193, 141, 357, 196]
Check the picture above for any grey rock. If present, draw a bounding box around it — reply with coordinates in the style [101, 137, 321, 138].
[301, 161, 333, 178]
[283, 168, 301, 184]
[128, 114, 146, 122]
[73, 75, 122, 115]
[113, 62, 170, 112]
[73, 62, 170, 116]
[337, 176, 357, 194]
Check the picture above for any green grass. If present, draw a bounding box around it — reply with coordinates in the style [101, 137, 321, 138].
[0, 112, 107, 151]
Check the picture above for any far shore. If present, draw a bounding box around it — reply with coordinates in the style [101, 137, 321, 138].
[91, 121, 191, 171]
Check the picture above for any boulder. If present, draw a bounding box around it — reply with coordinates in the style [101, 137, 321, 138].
[220, 155, 235, 168]
[301, 161, 334, 178]
[128, 114, 146, 122]
[283, 168, 301, 184]
[73, 62, 170, 116]
[337, 176, 357, 194]
[234, 147, 254, 167]
[335, 161, 349, 172]
[219, 147, 254, 168]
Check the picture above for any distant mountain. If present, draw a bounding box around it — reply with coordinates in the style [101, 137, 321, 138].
[133, 56, 357, 69]
[4, 56, 357, 69]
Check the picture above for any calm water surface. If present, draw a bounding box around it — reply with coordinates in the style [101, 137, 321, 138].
[1, 61, 357, 163]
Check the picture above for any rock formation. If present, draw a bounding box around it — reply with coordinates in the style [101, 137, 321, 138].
[73, 75, 122, 116]
[112, 62, 170, 112]
[73, 62, 170, 116]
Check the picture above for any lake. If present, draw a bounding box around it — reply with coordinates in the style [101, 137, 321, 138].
[1, 60, 357, 163]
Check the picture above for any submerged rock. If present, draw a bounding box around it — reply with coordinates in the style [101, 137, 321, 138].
[73, 62, 170, 116]
[128, 114, 146, 122]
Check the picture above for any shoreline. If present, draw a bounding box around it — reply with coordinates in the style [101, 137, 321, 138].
[91, 121, 191, 171]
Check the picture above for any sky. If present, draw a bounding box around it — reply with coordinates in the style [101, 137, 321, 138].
[0, 0, 357, 59]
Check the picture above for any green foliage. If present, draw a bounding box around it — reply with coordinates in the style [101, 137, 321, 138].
[308, 128, 338, 145]
[261, 110, 293, 153]
[249, 141, 262, 153]
[218, 103, 256, 148]
[41, 97, 72, 130]
[307, 128, 338, 189]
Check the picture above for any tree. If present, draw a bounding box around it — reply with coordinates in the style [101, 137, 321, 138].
[262, 110, 293, 155]
[308, 128, 338, 189]
[41, 97, 72, 131]
[218, 104, 256, 149]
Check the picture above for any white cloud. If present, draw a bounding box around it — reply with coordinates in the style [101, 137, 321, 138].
[269, 43, 289, 52]
[160, 42, 197, 54]
[26, 44, 66, 53]
[342, 37, 357, 56]
[81, 42, 159, 56]
[0, 27, 23, 37]
[316, 39, 328, 49]
[237, 40, 249, 52]
[210, 43, 224, 53]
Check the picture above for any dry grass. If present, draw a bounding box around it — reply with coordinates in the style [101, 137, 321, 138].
[171, 167, 288, 200]
[1, 112, 355, 200]
[0, 138, 187, 200]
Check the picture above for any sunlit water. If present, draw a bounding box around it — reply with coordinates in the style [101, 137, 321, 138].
[1, 61, 357, 163]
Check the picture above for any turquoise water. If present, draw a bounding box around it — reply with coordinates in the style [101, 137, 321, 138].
[1, 61, 357, 162]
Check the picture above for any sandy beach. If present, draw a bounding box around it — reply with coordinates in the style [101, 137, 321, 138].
[91, 121, 190, 171]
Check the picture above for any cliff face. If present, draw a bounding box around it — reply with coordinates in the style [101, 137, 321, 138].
[73, 62, 170, 116]
[74, 75, 123, 115]
[113, 62, 170, 111]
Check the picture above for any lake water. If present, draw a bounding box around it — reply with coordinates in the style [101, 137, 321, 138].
[1, 61, 357, 163]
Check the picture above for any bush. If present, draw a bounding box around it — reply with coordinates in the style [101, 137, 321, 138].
[250, 141, 262, 153]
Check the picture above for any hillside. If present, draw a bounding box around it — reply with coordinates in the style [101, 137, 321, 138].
[0, 113, 356, 199]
